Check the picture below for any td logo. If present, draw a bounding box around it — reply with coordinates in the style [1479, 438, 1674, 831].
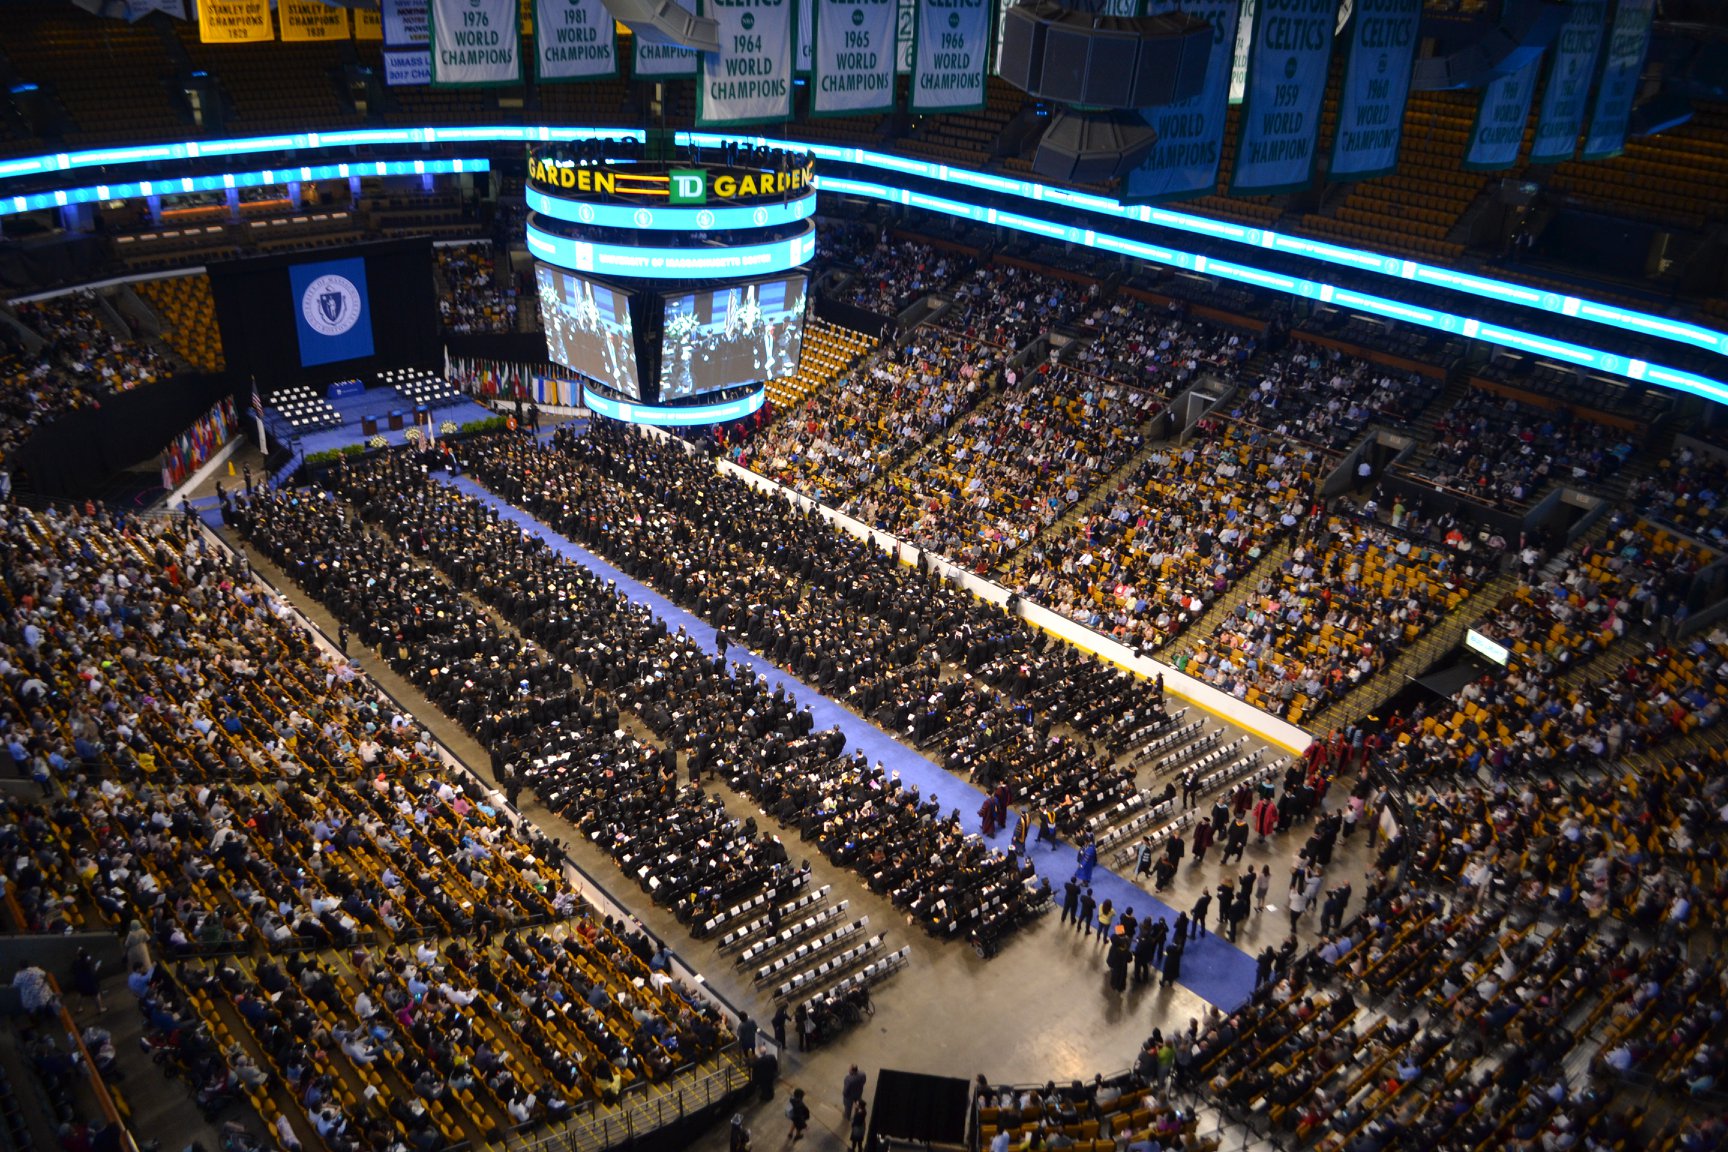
[669, 169, 707, 205]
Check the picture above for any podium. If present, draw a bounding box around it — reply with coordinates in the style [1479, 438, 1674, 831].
[388, 410, 405, 431]
[361, 416, 379, 436]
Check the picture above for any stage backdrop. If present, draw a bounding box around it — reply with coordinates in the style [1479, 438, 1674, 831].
[208, 238, 438, 390]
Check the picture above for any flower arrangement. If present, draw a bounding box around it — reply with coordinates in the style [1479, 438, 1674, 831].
[368, 434, 388, 449]
[440, 420, 458, 435]
[404, 427, 423, 444]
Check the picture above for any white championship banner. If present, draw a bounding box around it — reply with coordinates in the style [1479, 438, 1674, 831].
[635, 38, 700, 77]
[382, 0, 428, 44]
[534, 0, 617, 79]
[698, 0, 795, 126]
[429, 0, 521, 85]
[911, 0, 990, 112]
[812, 0, 896, 115]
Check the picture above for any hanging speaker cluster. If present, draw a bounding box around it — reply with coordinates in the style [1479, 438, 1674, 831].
[998, 2, 1212, 108]
[995, 1, 1214, 184]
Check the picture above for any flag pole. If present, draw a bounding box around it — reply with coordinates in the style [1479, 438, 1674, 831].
[251, 376, 269, 456]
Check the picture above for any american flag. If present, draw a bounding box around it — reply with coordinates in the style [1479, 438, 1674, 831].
[250, 379, 265, 423]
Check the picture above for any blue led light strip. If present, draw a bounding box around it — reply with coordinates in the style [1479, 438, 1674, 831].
[526, 186, 815, 231]
[582, 383, 765, 425]
[812, 174, 1728, 405]
[684, 132, 1728, 364]
[1, 158, 490, 218]
[526, 219, 816, 279]
[0, 125, 1719, 394]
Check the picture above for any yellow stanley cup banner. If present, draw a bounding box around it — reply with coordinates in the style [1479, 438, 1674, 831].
[198, 0, 274, 42]
[355, 5, 385, 39]
[281, 0, 351, 41]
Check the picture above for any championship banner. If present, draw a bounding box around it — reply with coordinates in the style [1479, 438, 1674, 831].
[1123, 0, 1240, 203]
[289, 257, 375, 368]
[429, 0, 522, 85]
[1463, 57, 1538, 171]
[1529, 0, 1606, 163]
[280, 0, 349, 42]
[897, 0, 914, 74]
[697, 0, 795, 127]
[812, 0, 896, 116]
[198, 0, 272, 42]
[1581, 0, 1654, 160]
[534, 0, 617, 79]
[634, 38, 700, 77]
[1328, 0, 1420, 181]
[355, 4, 384, 39]
[797, 0, 814, 73]
[383, 0, 429, 44]
[384, 48, 433, 84]
[1231, 0, 1337, 194]
[911, 0, 991, 113]
[1229, 0, 1256, 103]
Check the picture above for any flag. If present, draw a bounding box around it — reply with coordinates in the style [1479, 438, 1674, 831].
[251, 380, 265, 423]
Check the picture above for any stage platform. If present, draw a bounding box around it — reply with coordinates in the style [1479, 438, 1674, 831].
[268, 385, 497, 457]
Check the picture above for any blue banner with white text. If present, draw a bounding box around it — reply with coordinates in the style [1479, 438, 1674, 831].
[1123, 0, 1240, 202]
[1529, 0, 1606, 163]
[1463, 58, 1539, 171]
[1328, 0, 1420, 181]
[289, 257, 376, 368]
[1231, 0, 1338, 195]
[1581, 0, 1654, 160]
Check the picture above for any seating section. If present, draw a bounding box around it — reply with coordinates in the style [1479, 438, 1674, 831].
[1011, 420, 1327, 654]
[1471, 515, 1709, 669]
[976, 1080, 1217, 1152]
[0, 503, 738, 1149]
[1629, 443, 1728, 547]
[762, 319, 876, 413]
[13, 291, 169, 392]
[936, 261, 1100, 352]
[135, 273, 225, 371]
[1401, 384, 1638, 508]
[1183, 516, 1486, 724]
[1543, 102, 1728, 231]
[817, 221, 980, 317]
[1228, 345, 1442, 450]
[435, 242, 516, 334]
[1297, 93, 1482, 262]
[853, 364, 1163, 572]
[739, 335, 1003, 503]
[381, 367, 463, 410]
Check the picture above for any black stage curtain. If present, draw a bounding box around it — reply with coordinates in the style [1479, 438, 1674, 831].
[16, 372, 237, 498]
[814, 294, 893, 340]
[443, 330, 552, 363]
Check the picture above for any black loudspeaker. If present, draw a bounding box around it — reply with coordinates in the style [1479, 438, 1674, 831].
[599, 0, 719, 52]
[997, 3, 1212, 109]
[1409, 0, 1565, 91]
[1033, 107, 1159, 183]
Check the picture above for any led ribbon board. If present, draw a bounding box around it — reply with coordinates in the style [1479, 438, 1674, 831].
[812, 172, 1728, 405]
[525, 219, 816, 279]
[1, 158, 489, 218]
[525, 186, 817, 230]
[0, 125, 1724, 389]
[582, 382, 766, 425]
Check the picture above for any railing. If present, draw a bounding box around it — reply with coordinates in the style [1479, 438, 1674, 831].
[46, 974, 136, 1152]
[499, 1049, 752, 1152]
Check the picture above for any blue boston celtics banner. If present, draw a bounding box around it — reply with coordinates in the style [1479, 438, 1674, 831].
[1581, 0, 1654, 160]
[1231, 0, 1338, 195]
[1529, 0, 1606, 163]
[1463, 58, 1539, 171]
[1123, 0, 1240, 203]
[290, 257, 374, 368]
[1328, 0, 1419, 181]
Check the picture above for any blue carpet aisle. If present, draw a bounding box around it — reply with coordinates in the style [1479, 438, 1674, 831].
[444, 473, 1260, 1009]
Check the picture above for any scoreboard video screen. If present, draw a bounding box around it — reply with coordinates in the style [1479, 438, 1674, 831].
[536, 263, 642, 399]
[658, 273, 807, 402]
